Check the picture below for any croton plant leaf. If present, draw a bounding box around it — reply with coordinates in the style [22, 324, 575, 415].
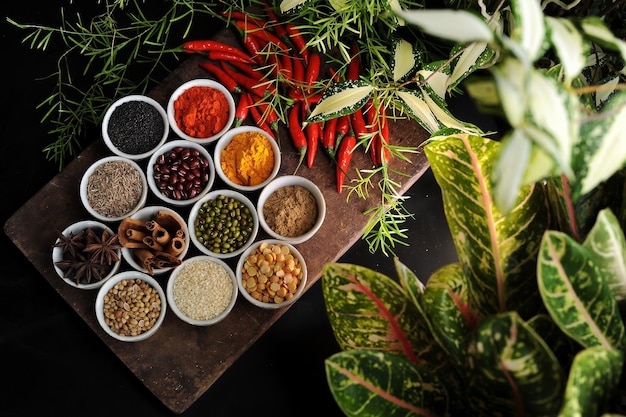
[322, 263, 448, 369]
[465, 312, 565, 417]
[537, 230, 626, 351]
[425, 134, 549, 318]
[394, 257, 425, 312]
[527, 314, 579, 371]
[557, 346, 624, 417]
[583, 208, 626, 301]
[325, 349, 454, 417]
[422, 263, 477, 366]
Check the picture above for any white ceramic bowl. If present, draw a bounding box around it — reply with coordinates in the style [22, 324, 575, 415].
[52, 220, 121, 290]
[257, 175, 326, 244]
[236, 239, 307, 309]
[119, 206, 190, 275]
[95, 271, 167, 342]
[166, 255, 238, 326]
[188, 189, 259, 259]
[102, 95, 169, 160]
[146, 140, 215, 207]
[80, 156, 148, 223]
[167, 79, 236, 144]
[213, 126, 281, 192]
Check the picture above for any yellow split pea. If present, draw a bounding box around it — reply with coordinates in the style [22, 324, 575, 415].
[220, 131, 275, 186]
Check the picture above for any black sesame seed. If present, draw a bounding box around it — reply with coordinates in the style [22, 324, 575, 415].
[107, 100, 165, 155]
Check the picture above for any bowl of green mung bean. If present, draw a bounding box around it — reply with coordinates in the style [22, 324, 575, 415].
[188, 189, 259, 259]
[166, 255, 238, 326]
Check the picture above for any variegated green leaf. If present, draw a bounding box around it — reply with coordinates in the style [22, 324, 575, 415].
[397, 9, 493, 43]
[279, 0, 308, 13]
[394, 257, 425, 311]
[578, 90, 626, 197]
[448, 41, 493, 91]
[392, 38, 420, 83]
[322, 263, 429, 363]
[421, 87, 481, 134]
[537, 230, 626, 351]
[580, 16, 626, 61]
[423, 263, 476, 366]
[492, 129, 532, 213]
[583, 209, 626, 301]
[509, 0, 547, 61]
[396, 89, 439, 133]
[325, 350, 453, 417]
[546, 17, 589, 84]
[425, 134, 549, 318]
[491, 57, 528, 126]
[558, 346, 624, 417]
[527, 314, 579, 371]
[307, 81, 374, 122]
[466, 312, 565, 417]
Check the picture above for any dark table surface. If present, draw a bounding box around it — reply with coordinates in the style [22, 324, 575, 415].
[1, 2, 496, 416]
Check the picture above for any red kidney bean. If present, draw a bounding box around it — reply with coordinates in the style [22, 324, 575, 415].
[152, 146, 212, 200]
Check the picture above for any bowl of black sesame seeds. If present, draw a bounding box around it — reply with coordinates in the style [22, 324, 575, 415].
[80, 156, 148, 223]
[102, 95, 169, 160]
[166, 255, 238, 326]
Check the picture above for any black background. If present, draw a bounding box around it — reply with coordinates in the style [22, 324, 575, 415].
[1, 2, 494, 416]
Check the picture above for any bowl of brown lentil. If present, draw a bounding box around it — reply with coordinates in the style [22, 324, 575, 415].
[213, 126, 281, 192]
[236, 239, 307, 309]
[188, 190, 259, 259]
[167, 79, 236, 144]
[52, 220, 122, 290]
[102, 95, 169, 160]
[256, 175, 326, 244]
[80, 156, 148, 223]
[95, 271, 166, 342]
[146, 140, 215, 207]
[166, 255, 238, 326]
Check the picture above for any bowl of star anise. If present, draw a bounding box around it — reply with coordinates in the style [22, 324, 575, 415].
[52, 220, 123, 290]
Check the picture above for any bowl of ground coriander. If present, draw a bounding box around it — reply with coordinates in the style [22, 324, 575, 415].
[213, 126, 281, 192]
[256, 175, 326, 244]
[102, 95, 169, 160]
[95, 271, 166, 342]
[80, 156, 148, 222]
[166, 255, 237, 326]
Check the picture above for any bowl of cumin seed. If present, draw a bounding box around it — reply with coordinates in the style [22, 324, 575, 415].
[80, 156, 148, 223]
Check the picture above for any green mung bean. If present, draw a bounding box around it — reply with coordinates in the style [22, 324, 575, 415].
[194, 194, 253, 254]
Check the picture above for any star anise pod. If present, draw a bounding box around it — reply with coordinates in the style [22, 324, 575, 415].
[84, 228, 122, 266]
[72, 256, 108, 285]
[53, 229, 86, 259]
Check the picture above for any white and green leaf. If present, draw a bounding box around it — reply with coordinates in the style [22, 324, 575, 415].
[279, 0, 308, 13]
[558, 346, 624, 417]
[392, 38, 420, 82]
[395, 257, 425, 311]
[580, 16, 626, 61]
[583, 209, 626, 302]
[492, 129, 532, 213]
[466, 312, 565, 417]
[396, 89, 439, 133]
[397, 9, 493, 44]
[491, 57, 528, 127]
[448, 41, 493, 91]
[537, 230, 626, 351]
[546, 17, 589, 84]
[307, 81, 374, 122]
[509, 0, 547, 61]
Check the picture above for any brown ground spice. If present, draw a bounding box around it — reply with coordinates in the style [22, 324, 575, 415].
[263, 185, 318, 237]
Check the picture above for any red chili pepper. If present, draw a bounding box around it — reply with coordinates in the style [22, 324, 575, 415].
[336, 115, 350, 142]
[305, 121, 321, 168]
[183, 39, 252, 62]
[288, 102, 307, 171]
[321, 116, 338, 159]
[236, 20, 289, 51]
[336, 135, 357, 194]
[227, 68, 273, 98]
[285, 23, 309, 63]
[224, 59, 264, 82]
[248, 100, 274, 139]
[242, 34, 265, 65]
[348, 42, 360, 81]
[289, 89, 323, 105]
[379, 110, 391, 165]
[206, 50, 255, 64]
[234, 93, 250, 127]
[291, 56, 305, 84]
[256, 100, 280, 133]
[304, 53, 321, 87]
[263, 3, 289, 40]
[198, 62, 241, 94]
[280, 52, 293, 80]
[222, 11, 266, 28]
[350, 108, 368, 141]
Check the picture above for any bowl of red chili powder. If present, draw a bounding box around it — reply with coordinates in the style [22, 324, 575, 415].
[167, 79, 236, 144]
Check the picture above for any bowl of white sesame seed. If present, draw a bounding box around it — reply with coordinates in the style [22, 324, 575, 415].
[166, 255, 238, 326]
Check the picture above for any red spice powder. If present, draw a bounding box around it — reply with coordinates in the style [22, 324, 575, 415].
[173, 86, 230, 138]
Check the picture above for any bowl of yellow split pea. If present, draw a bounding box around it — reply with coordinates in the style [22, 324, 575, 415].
[213, 126, 280, 192]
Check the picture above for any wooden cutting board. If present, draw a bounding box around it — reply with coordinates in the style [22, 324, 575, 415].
[4, 32, 430, 414]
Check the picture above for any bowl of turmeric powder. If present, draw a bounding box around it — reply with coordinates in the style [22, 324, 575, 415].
[213, 126, 281, 192]
[167, 79, 236, 144]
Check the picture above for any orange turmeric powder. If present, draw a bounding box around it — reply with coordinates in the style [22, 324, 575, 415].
[221, 131, 275, 186]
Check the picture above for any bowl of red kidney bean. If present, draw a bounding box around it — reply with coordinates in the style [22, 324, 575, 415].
[147, 140, 215, 207]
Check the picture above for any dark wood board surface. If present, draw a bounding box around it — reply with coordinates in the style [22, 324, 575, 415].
[4, 42, 430, 414]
